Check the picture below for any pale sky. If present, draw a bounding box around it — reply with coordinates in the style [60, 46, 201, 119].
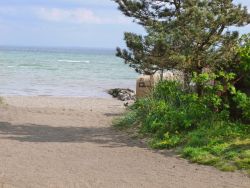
[0, 0, 249, 49]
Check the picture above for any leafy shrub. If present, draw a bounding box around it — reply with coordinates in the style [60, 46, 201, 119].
[114, 80, 250, 174]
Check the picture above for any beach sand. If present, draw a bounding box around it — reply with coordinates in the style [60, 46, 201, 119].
[0, 96, 249, 188]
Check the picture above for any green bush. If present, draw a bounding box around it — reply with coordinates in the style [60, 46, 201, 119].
[114, 81, 250, 174]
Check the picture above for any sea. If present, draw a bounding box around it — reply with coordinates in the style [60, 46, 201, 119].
[0, 46, 138, 97]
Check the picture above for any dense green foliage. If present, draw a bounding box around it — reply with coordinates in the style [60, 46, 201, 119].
[113, 0, 250, 173]
[115, 81, 250, 174]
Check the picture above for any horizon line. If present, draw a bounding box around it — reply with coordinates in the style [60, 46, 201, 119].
[0, 45, 119, 51]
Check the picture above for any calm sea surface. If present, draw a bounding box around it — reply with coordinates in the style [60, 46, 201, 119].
[0, 47, 138, 97]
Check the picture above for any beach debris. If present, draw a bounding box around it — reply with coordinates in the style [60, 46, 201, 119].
[107, 88, 136, 101]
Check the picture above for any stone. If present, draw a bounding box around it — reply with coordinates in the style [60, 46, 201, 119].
[107, 88, 136, 101]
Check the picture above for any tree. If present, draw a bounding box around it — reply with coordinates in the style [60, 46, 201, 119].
[114, 0, 183, 75]
[116, 28, 182, 75]
[114, 0, 250, 94]
[172, 0, 250, 95]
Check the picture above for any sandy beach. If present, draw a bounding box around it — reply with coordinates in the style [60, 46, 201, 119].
[0, 96, 249, 188]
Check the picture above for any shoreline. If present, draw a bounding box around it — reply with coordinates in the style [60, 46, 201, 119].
[0, 95, 115, 99]
[0, 96, 125, 111]
[0, 94, 114, 99]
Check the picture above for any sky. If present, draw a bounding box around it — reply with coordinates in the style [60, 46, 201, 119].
[0, 0, 249, 49]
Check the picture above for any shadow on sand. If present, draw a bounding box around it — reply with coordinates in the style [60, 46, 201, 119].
[0, 121, 176, 157]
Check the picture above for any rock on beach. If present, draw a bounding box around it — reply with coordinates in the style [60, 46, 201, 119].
[107, 88, 136, 101]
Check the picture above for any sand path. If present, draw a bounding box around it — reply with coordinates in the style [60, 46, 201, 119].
[0, 96, 249, 188]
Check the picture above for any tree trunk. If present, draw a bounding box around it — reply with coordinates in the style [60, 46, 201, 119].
[183, 70, 190, 91]
[196, 66, 203, 97]
[160, 69, 164, 81]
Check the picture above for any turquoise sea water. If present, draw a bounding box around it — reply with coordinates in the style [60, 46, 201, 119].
[0, 47, 138, 97]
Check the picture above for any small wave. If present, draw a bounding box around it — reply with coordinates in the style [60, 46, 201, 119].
[19, 63, 47, 66]
[57, 59, 90, 63]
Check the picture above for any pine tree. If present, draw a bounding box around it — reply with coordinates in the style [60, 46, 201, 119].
[173, 0, 250, 95]
[114, 0, 250, 94]
[114, 0, 182, 75]
[116, 27, 182, 75]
